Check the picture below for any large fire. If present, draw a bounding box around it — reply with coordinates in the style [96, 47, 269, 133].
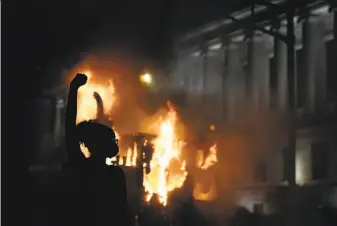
[143, 102, 187, 206]
[73, 72, 188, 206]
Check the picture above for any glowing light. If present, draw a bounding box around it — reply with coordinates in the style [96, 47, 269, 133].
[140, 73, 152, 85]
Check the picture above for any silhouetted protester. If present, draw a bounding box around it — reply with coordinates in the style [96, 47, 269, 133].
[317, 205, 337, 226]
[65, 73, 128, 226]
[179, 198, 208, 226]
[139, 194, 168, 226]
[228, 207, 255, 226]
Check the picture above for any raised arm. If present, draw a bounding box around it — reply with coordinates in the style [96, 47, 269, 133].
[65, 73, 87, 164]
[65, 87, 79, 133]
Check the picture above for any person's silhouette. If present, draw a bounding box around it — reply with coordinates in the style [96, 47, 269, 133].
[65, 73, 128, 226]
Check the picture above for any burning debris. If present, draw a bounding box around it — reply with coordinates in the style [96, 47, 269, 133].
[143, 102, 188, 206]
[197, 144, 218, 170]
[108, 142, 138, 167]
[193, 144, 219, 201]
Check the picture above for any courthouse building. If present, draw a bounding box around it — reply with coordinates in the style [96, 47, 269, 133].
[169, 0, 337, 216]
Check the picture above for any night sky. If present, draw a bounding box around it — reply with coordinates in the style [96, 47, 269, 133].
[2, 0, 252, 169]
[3, 0, 251, 92]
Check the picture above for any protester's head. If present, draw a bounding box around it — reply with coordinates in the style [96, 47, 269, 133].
[76, 120, 119, 163]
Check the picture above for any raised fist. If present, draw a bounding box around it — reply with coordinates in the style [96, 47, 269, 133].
[70, 73, 88, 88]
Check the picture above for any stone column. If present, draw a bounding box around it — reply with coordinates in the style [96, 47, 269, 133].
[225, 41, 245, 121]
[186, 51, 203, 108]
[33, 97, 54, 165]
[275, 27, 288, 110]
[221, 44, 228, 122]
[302, 16, 327, 113]
[335, 11, 337, 40]
[204, 44, 225, 123]
[259, 36, 272, 110]
[185, 50, 206, 134]
[249, 34, 270, 110]
[177, 54, 187, 90]
[170, 57, 183, 91]
[53, 98, 65, 147]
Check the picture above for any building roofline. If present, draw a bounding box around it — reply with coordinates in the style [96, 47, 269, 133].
[175, 0, 332, 51]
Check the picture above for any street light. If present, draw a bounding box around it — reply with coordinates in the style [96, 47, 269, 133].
[140, 73, 153, 85]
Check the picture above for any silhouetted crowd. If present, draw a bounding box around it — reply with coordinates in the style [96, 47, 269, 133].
[35, 73, 337, 226]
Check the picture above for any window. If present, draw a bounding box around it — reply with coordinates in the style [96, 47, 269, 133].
[296, 48, 306, 108]
[254, 162, 267, 183]
[311, 142, 328, 180]
[253, 203, 264, 214]
[326, 39, 337, 102]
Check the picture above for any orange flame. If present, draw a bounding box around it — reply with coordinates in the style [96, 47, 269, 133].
[125, 143, 138, 167]
[193, 144, 218, 201]
[108, 142, 137, 167]
[76, 71, 116, 125]
[143, 103, 187, 206]
[200, 144, 218, 170]
[193, 179, 218, 201]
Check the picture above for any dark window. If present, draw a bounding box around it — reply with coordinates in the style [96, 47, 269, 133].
[269, 56, 277, 108]
[296, 48, 306, 108]
[326, 39, 337, 102]
[253, 203, 264, 214]
[311, 142, 328, 180]
[254, 162, 267, 183]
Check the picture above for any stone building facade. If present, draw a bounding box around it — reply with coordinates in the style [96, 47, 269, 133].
[170, 0, 337, 216]
[32, 85, 68, 168]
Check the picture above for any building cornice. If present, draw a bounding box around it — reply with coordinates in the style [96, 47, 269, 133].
[176, 0, 333, 51]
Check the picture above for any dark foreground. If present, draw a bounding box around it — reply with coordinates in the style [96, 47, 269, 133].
[26, 167, 337, 226]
